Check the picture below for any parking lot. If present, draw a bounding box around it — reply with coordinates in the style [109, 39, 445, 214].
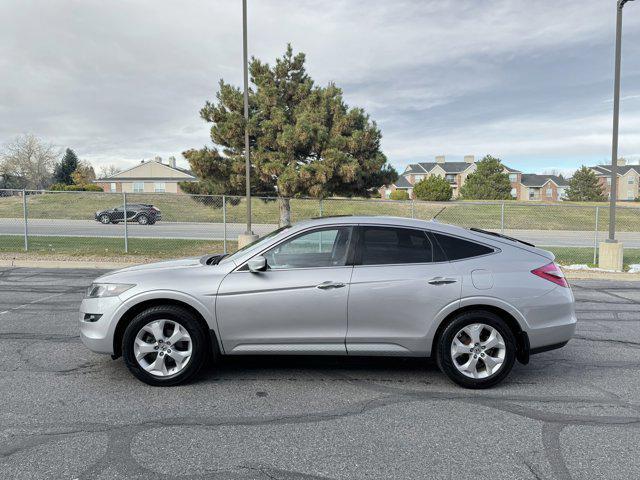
[1, 267, 639, 480]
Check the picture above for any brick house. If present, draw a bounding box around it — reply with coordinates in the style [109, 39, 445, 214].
[589, 160, 640, 201]
[517, 174, 568, 202]
[94, 158, 197, 194]
[380, 155, 522, 200]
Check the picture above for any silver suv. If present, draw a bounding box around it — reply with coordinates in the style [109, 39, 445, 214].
[80, 216, 576, 389]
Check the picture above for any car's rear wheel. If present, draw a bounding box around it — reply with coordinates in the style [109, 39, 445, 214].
[137, 214, 149, 225]
[122, 305, 208, 386]
[99, 214, 111, 224]
[436, 311, 516, 389]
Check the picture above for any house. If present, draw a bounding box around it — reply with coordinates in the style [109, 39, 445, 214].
[589, 160, 640, 201]
[517, 174, 568, 202]
[380, 155, 522, 200]
[94, 157, 197, 194]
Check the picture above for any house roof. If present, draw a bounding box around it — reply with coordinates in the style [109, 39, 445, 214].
[393, 176, 413, 189]
[591, 164, 640, 176]
[404, 161, 521, 175]
[95, 160, 196, 182]
[520, 174, 569, 188]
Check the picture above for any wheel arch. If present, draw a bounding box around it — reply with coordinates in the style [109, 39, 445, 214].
[112, 297, 219, 360]
[430, 303, 530, 365]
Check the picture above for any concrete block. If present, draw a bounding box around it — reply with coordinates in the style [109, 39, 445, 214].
[598, 241, 624, 271]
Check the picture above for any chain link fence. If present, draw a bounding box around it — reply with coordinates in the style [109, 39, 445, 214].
[1, 189, 639, 265]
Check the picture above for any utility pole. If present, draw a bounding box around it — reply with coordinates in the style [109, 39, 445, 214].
[600, 0, 634, 270]
[239, 0, 258, 247]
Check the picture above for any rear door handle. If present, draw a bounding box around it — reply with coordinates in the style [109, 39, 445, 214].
[428, 277, 457, 285]
[316, 281, 346, 290]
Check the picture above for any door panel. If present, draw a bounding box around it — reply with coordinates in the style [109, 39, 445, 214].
[347, 263, 461, 355]
[216, 267, 352, 354]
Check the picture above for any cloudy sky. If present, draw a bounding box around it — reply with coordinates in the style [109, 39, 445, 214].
[1, 0, 639, 175]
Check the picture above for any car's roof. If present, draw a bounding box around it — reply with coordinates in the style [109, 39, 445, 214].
[293, 215, 470, 236]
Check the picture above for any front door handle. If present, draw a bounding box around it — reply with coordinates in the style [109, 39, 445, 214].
[428, 277, 457, 286]
[316, 281, 346, 290]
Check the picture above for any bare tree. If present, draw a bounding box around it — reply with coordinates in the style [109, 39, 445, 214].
[98, 164, 122, 178]
[0, 134, 59, 189]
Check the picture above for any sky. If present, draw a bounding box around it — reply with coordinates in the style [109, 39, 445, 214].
[1, 0, 639, 176]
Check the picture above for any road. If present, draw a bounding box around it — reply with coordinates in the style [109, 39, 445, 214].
[1, 218, 639, 247]
[1, 267, 640, 479]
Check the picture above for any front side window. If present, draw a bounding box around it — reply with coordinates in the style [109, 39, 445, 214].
[359, 226, 432, 265]
[432, 232, 494, 261]
[264, 227, 353, 270]
[133, 182, 144, 193]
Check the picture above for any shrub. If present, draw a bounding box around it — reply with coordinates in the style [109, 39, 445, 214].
[50, 183, 102, 192]
[389, 189, 410, 201]
[413, 176, 453, 201]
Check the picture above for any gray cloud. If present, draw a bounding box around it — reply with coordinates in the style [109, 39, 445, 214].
[1, 0, 639, 173]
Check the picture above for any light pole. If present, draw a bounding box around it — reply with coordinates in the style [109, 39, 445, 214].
[600, 0, 634, 270]
[608, 0, 634, 242]
[239, 0, 257, 247]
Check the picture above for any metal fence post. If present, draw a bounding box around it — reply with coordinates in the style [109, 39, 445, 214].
[22, 190, 28, 251]
[319, 198, 323, 217]
[501, 202, 505, 234]
[123, 192, 129, 253]
[593, 206, 600, 265]
[222, 195, 227, 254]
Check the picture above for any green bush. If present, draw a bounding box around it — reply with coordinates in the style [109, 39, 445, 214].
[50, 183, 103, 192]
[389, 189, 410, 200]
[413, 176, 452, 201]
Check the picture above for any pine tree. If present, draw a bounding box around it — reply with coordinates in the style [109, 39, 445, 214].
[183, 44, 397, 225]
[413, 176, 453, 201]
[53, 148, 79, 185]
[565, 166, 605, 201]
[459, 155, 512, 200]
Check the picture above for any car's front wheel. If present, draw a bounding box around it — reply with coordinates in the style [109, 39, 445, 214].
[436, 311, 516, 389]
[99, 214, 111, 224]
[122, 305, 208, 386]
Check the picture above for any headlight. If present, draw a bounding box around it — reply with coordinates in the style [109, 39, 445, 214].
[85, 283, 134, 298]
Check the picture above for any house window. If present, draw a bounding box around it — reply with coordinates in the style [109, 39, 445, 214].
[546, 188, 553, 197]
[509, 174, 518, 182]
[110, 183, 117, 192]
[628, 177, 635, 184]
[607, 178, 612, 185]
[445, 174, 456, 183]
[628, 192, 634, 200]
[133, 182, 144, 193]
[529, 189, 537, 200]
[154, 182, 166, 193]
[510, 188, 517, 198]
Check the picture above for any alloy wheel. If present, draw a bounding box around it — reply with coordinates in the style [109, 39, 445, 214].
[133, 319, 192, 377]
[100, 215, 110, 224]
[450, 323, 506, 379]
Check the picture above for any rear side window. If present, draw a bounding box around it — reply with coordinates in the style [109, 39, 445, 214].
[432, 232, 494, 261]
[359, 227, 432, 265]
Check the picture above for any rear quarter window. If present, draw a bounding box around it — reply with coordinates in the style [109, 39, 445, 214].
[431, 232, 494, 261]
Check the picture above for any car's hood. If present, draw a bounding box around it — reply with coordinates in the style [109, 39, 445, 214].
[96, 257, 207, 282]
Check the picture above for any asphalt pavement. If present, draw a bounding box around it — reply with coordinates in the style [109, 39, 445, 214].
[1, 267, 640, 479]
[1, 218, 640, 247]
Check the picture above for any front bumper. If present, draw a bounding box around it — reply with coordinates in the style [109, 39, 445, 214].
[79, 296, 124, 354]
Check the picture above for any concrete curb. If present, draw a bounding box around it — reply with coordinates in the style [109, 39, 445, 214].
[0, 258, 138, 270]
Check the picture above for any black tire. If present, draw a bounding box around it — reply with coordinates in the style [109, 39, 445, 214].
[137, 214, 149, 225]
[122, 305, 209, 386]
[99, 214, 111, 224]
[436, 310, 516, 389]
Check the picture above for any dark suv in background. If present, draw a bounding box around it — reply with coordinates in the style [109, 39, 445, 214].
[95, 204, 161, 225]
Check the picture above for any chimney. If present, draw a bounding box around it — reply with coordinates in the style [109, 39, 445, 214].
[168, 156, 177, 168]
[464, 155, 475, 164]
[617, 158, 626, 166]
[435, 155, 445, 164]
[154, 156, 162, 163]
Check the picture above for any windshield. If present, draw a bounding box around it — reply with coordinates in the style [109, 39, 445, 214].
[219, 226, 291, 265]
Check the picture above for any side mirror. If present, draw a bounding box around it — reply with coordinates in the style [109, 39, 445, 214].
[247, 255, 267, 273]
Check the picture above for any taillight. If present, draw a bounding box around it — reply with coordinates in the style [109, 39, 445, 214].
[531, 262, 568, 287]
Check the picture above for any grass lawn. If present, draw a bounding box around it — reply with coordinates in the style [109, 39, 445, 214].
[1, 192, 639, 231]
[0, 235, 232, 259]
[2, 235, 639, 270]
